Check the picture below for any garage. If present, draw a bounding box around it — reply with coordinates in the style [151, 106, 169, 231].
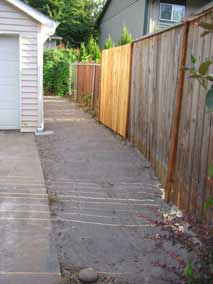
[0, 0, 58, 132]
[0, 35, 19, 129]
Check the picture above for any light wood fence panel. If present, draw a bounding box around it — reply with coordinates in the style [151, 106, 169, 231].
[99, 44, 132, 137]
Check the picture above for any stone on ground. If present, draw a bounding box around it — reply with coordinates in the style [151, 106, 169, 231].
[78, 268, 99, 283]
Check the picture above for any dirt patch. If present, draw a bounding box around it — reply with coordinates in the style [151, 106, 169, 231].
[36, 96, 188, 284]
[48, 193, 61, 206]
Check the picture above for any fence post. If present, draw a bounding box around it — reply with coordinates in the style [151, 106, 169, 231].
[91, 65, 96, 111]
[98, 52, 103, 122]
[75, 63, 78, 101]
[69, 63, 72, 96]
[165, 21, 190, 202]
[125, 42, 134, 139]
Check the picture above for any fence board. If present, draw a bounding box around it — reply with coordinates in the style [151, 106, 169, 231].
[99, 44, 132, 137]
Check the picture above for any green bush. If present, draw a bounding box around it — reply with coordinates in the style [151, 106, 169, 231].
[43, 48, 78, 96]
[79, 43, 91, 62]
[79, 37, 101, 63]
[104, 35, 114, 49]
[87, 36, 101, 63]
[117, 26, 132, 46]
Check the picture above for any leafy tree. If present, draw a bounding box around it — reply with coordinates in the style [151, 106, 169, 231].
[57, 0, 105, 47]
[104, 35, 114, 49]
[117, 26, 132, 46]
[23, 0, 64, 21]
[22, 0, 106, 47]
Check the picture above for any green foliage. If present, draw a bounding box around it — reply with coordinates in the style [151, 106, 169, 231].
[206, 86, 213, 112]
[23, 0, 64, 21]
[79, 38, 101, 63]
[186, 56, 213, 89]
[199, 12, 213, 37]
[184, 259, 193, 284]
[22, 0, 106, 47]
[44, 48, 78, 96]
[87, 36, 101, 63]
[204, 198, 213, 209]
[79, 43, 90, 62]
[104, 35, 114, 49]
[205, 162, 213, 209]
[57, 0, 105, 47]
[117, 26, 132, 46]
[209, 163, 213, 178]
[83, 94, 91, 108]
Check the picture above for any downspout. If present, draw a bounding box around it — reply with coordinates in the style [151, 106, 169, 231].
[36, 32, 44, 133]
[36, 22, 59, 133]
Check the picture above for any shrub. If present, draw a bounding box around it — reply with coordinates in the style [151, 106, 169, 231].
[79, 37, 101, 63]
[43, 48, 78, 96]
[87, 36, 101, 63]
[117, 26, 132, 46]
[79, 42, 91, 62]
[104, 35, 114, 49]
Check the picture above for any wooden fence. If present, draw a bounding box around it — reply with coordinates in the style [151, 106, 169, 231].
[99, 44, 132, 137]
[171, 16, 213, 217]
[97, 7, 213, 219]
[129, 26, 183, 185]
[71, 63, 100, 113]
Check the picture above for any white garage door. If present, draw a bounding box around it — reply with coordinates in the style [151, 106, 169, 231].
[0, 35, 19, 129]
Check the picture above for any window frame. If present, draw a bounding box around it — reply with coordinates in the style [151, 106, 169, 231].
[159, 3, 185, 23]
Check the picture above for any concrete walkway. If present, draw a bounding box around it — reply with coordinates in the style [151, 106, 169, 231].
[0, 132, 61, 284]
[36, 97, 177, 284]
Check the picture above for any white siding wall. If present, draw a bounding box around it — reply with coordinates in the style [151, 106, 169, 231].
[0, 0, 41, 132]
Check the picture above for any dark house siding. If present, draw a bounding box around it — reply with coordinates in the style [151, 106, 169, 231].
[99, 0, 146, 48]
[98, 0, 212, 49]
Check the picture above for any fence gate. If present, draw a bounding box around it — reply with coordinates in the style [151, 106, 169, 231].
[99, 44, 132, 138]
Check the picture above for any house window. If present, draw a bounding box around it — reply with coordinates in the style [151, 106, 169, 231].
[160, 3, 185, 22]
